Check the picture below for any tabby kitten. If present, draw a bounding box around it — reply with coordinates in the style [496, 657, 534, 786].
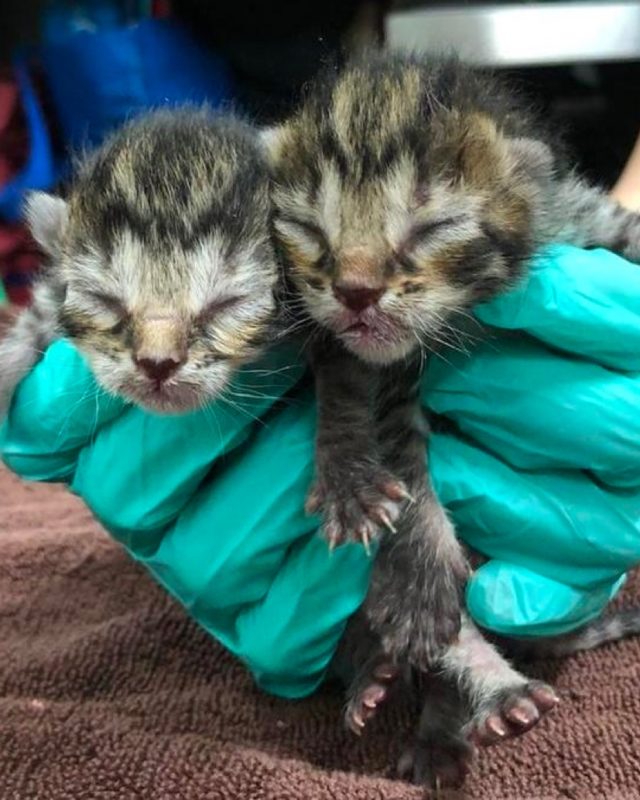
[265, 51, 640, 785]
[0, 109, 277, 417]
[266, 49, 640, 653]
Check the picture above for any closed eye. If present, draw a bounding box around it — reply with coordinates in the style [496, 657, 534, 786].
[199, 295, 244, 322]
[406, 216, 465, 247]
[86, 291, 127, 317]
[273, 214, 329, 250]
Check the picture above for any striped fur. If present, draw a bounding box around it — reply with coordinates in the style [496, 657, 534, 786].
[0, 109, 278, 417]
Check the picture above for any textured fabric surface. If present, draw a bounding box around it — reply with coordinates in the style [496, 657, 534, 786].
[2, 467, 640, 799]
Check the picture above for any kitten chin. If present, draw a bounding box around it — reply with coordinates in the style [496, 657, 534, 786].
[343, 339, 414, 366]
[338, 322, 415, 365]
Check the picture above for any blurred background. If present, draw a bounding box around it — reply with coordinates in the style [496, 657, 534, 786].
[0, 0, 638, 306]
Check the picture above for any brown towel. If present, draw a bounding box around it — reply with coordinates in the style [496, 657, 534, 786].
[2, 466, 640, 799]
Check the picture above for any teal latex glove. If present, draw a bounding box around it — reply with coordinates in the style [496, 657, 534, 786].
[2, 243, 640, 697]
[425, 244, 640, 636]
[0, 341, 373, 698]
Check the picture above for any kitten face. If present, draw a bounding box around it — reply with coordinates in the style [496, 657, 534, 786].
[28, 111, 277, 413]
[267, 55, 554, 364]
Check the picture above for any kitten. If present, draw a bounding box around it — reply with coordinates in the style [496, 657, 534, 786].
[0, 109, 277, 417]
[265, 51, 640, 784]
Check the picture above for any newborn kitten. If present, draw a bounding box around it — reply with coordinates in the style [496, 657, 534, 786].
[0, 109, 277, 416]
[266, 51, 640, 784]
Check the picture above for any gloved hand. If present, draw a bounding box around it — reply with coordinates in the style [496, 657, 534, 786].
[0, 341, 372, 699]
[425, 244, 640, 636]
[2, 243, 640, 697]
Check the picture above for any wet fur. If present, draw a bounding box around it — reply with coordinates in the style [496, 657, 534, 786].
[0, 109, 278, 416]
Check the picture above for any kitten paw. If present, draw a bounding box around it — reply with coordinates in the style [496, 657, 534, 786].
[397, 734, 474, 789]
[306, 469, 409, 550]
[344, 661, 399, 735]
[470, 680, 560, 746]
[368, 554, 468, 666]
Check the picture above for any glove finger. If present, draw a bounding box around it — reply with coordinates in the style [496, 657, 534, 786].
[1, 340, 124, 481]
[430, 430, 640, 586]
[134, 388, 371, 699]
[476, 244, 640, 372]
[424, 335, 640, 489]
[237, 533, 373, 698]
[148, 387, 317, 608]
[467, 559, 626, 637]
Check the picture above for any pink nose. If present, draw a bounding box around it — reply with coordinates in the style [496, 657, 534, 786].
[333, 284, 385, 312]
[135, 357, 182, 384]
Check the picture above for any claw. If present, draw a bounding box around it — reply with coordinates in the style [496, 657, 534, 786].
[401, 489, 417, 505]
[360, 527, 372, 556]
[530, 683, 560, 711]
[373, 662, 398, 681]
[348, 709, 365, 735]
[376, 507, 397, 534]
[305, 488, 322, 515]
[505, 700, 539, 727]
[381, 480, 412, 502]
[486, 715, 508, 738]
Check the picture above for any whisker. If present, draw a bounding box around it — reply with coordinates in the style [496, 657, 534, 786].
[218, 392, 267, 427]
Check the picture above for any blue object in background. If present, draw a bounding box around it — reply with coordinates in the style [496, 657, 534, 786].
[0, 2, 234, 222]
[40, 14, 234, 150]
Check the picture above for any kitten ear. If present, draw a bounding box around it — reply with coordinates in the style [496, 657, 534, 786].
[24, 192, 69, 257]
[454, 114, 555, 187]
[454, 113, 504, 185]
[507, 137, 555, 183]
[259, 125, 287, 162]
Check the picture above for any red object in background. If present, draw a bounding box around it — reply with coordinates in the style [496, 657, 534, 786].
[152, 1, 171, 18]
[0, 68, 43, 306]
[0, 224, 40, 306]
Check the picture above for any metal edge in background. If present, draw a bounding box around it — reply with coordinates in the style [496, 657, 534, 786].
[387, 2, 640, 66]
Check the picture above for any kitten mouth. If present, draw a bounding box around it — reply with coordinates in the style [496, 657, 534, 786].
[344, 321, 371, 334]
[129, 381, 205, 414]
[335, 313, 413, 363]
[338, 314, 405, 343]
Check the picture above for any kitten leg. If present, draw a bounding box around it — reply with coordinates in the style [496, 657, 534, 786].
[398, 617, 557, 790]
[395, 606, 638, 780]
[548, 177, 640, 261]
[397, 674, 474, 789]
[440, 614, 559, 747]
[309, 339, 408, 549]
[364, 359, 469, 667]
